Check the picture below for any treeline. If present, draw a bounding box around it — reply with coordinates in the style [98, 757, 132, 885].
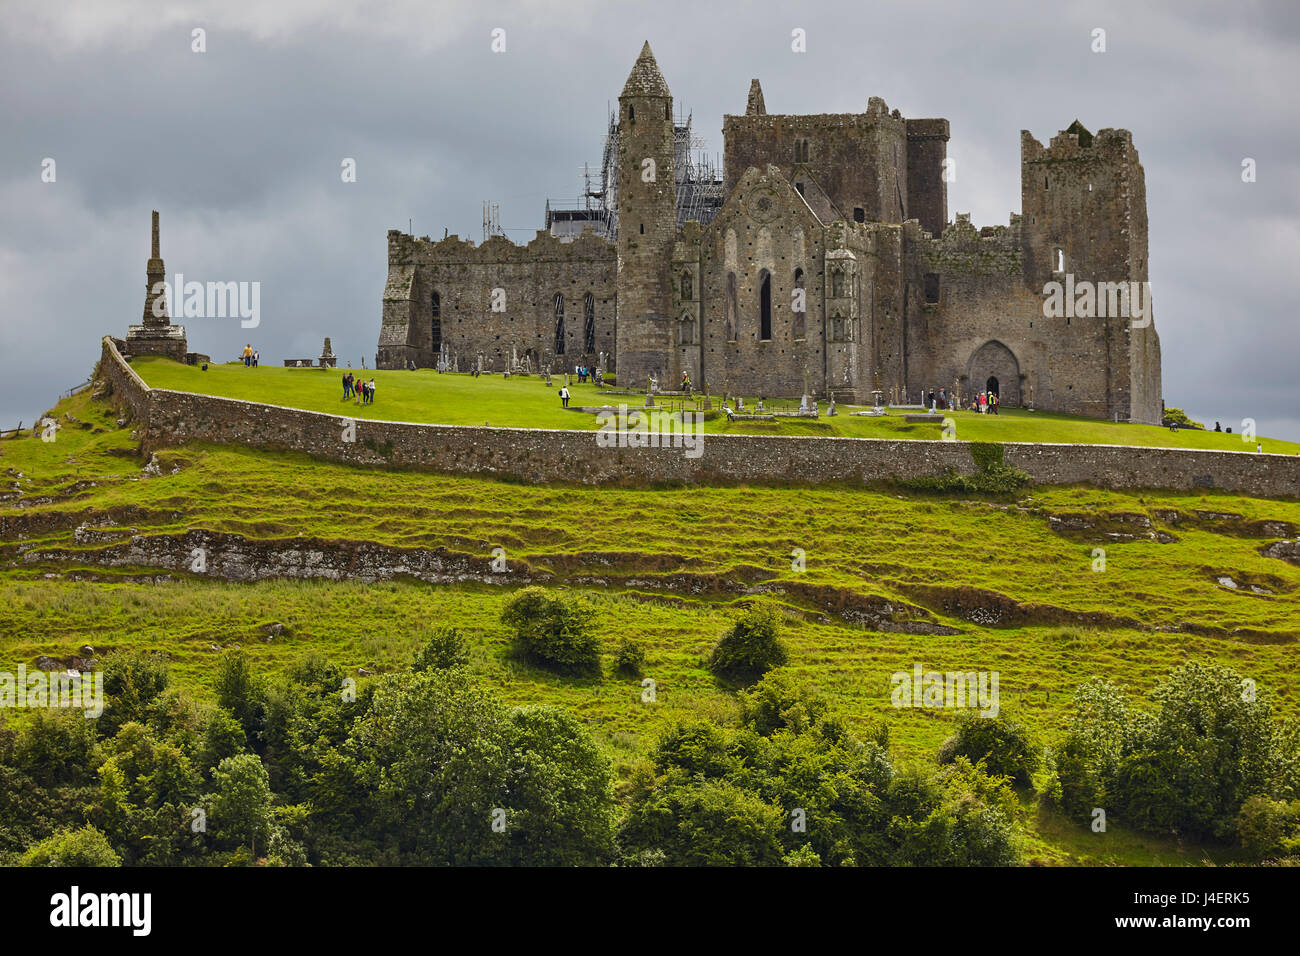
[2, 593, 1298, 866]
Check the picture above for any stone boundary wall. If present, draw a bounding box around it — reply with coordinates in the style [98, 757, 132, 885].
[98, 337, 154, 425]
[99, 337, 1300, 498]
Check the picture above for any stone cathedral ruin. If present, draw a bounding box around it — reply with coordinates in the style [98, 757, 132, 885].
[376, 42, 1162, 423]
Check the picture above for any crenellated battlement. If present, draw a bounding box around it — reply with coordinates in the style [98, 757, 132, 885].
[388, 227, 615, 267]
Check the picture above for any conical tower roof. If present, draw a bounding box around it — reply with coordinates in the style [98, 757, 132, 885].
[620, 41, 670, 98]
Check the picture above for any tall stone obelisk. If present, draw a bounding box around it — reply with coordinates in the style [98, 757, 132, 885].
[126, 210, 188, 360]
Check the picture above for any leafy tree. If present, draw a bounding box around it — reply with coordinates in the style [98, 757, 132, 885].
[100, 650, 172, 736]
[214, 651, 263, 739]
[349, 668, 512, 864]
[14, 708, 99, 789]
[619, 778, 786, 866]
[1057, 664, 1294, 841]
[622, 674, 1018, 867]
[198, 707, 247, 778]
[653, 718, 738, 779]
[211, 753, 274, 857]
[503, 707, 616, 865]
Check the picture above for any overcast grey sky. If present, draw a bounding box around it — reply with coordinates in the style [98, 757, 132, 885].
[2, 0, 1297, 438]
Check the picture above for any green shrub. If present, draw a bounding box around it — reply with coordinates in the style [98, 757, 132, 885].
[1236, 795, 1300, 860]
[614, 639, 646, 677]
[937, 710, 1040, 784]
[21, 825, 121, 867]
[617, 778, 786, 866]
[500, 587, 601, 674]
[739, 670, 828, 736]
[708, 605, 788, 683]
[412, 627, 470, 672]
[902, 442, 1030, 495]
[783, 844, 822, 866]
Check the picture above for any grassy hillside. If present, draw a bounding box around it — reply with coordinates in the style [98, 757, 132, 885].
[2, 384, 1298, 865]
[133, 356, 1300, 452]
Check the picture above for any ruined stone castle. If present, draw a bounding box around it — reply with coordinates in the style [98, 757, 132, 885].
[377, 42, 1162, 422]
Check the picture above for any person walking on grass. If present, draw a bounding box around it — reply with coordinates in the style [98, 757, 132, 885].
[368, 379, 376, 405]
[342, 372, 350, 400]
[559, 384, 570, 408]
[990, 391, 999, 415]
[243, 344, 253, 367]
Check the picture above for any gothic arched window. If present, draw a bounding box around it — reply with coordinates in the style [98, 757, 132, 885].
[583, 293, 595, 353]
[831, 268, 845, 298]
[725, 272, 738, 341]
[792, 268, 805, 340]
[553, 294, 565, 355]
[431, 291, 442, 351]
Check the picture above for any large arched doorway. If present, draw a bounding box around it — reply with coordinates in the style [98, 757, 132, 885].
[967, 341, 1020, 407]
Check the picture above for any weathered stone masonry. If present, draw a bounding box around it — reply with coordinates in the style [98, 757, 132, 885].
[378, 44, 1164, 424]
[100, 338, 1299, 498]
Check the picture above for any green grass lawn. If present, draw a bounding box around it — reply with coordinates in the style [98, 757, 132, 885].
[132, 357, 1300, 452]
[2, 384, 1298, 865]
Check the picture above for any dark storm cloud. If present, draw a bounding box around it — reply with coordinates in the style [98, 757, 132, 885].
[1, 0, 1296, 439]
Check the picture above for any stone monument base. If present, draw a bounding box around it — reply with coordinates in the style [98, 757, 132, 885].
[125, 324, 188, 362]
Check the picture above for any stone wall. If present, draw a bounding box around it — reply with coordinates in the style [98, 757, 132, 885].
[99, 337, 154, 425]
[378, 230, 617, 373]
[723, 100, 911, 224]
[698, 167, 829, 398]
[99, 338, 1300, 498]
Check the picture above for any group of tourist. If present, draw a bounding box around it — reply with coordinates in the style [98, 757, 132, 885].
[574, 365, 602, 385]
[343, 372, 376, 405]
[241, 344, 259, 367]
[924, 386, 999, 414]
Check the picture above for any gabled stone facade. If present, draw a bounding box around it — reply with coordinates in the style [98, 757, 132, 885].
[377, 43, 1162, 422]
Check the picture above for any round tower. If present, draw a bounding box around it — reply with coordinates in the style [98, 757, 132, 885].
[615, 41, 676, 389]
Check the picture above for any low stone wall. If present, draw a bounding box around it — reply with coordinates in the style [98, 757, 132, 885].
[98, 337, 1300, 497]
[99, 337, 154, 425]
